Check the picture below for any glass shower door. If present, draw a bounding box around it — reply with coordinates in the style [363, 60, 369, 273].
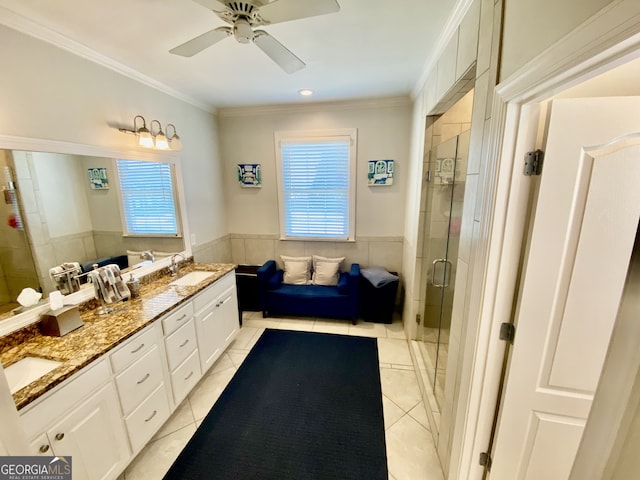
[421, 130, 469, 410]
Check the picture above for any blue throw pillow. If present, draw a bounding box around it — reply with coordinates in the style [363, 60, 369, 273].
[361, 267, 398, 288]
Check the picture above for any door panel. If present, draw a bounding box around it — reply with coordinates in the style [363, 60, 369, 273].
[490, 97, 640, 479]
[520, 413, 584, 479]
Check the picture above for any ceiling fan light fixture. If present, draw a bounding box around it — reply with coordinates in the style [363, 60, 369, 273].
[233, 18, 253, 44]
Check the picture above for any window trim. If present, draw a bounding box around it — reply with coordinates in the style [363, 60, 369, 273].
[274, 128, 357, 241]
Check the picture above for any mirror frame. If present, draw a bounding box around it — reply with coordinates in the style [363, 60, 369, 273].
[0, 133, 192, 337]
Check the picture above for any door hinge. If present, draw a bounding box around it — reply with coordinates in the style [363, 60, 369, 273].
[524, 149, 544, 176]
[416, 314, 421, 325]
[499, 322, 516, 344]
[479, 451, 492, 470]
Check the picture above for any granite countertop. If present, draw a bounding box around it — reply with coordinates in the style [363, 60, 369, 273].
[0, 262, 236, 410]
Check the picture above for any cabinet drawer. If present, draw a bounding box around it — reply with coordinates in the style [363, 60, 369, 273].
[170, 350, 202, 405]
[162, 302, 194, 336]
[110, 325, 158, 373]
[124, 383, 170, 453]
[193, 272, 235, 312]
[20, 358, 110, 439]
[115, 346, 164, 416]
[165, 319, 197, 371]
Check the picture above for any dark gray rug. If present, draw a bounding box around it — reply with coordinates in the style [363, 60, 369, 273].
[163, 328, 388, 479]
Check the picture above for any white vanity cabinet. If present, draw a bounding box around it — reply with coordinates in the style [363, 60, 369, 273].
[193, 272, 239, 373]
[15, 268, 240, 480]
[109, 322, 171, 453]
[21, 359, 129, 480]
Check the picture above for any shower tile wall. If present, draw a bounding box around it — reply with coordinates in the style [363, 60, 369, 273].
[0, 150, 39, 305]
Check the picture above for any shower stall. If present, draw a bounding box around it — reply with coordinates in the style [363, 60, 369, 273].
[417, 127, 470, 426]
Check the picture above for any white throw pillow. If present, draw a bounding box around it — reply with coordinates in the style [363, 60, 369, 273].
[312, 255, 345, 286]
[281, 255, 312, 285]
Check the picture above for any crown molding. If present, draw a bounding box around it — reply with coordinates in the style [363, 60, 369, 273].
[0, 6, 216, 114]
[411, 0, 476, 100]
[217, 95, 412, 118]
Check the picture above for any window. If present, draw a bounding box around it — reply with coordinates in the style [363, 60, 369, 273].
[275, 129, 357, 240]
[116, 159, 181, 236]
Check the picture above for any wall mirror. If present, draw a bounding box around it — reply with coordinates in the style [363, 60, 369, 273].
[0, 136, 191, 335]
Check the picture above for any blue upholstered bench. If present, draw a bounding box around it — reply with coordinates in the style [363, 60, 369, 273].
[257, 260, 360, 324]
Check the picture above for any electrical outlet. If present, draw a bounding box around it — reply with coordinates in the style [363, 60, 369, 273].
[190, 233, 196, 246]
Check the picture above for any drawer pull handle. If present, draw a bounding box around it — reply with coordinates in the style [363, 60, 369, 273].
[144, 410, 158, 423]
[177, 314, 187, 322]
[137, 373, 151, 384]
[179, 339, 190, 348]
[131, 343, 145, 354]
[184, 371, 194, 381]
[39, 444, 50, 453]
[55, 433, 64, 441]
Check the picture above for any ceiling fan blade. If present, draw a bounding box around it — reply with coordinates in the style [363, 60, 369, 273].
[258, 0, 340, 25]
[192, 0, 228, 12]
[253, 31, 305, 74]
[169, 27, 232, 57]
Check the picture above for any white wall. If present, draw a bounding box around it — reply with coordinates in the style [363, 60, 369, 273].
[31, 152, 92, 238]
[218, 99, 411, 238]
[0, 24, 225, 250]
[81, 156, 122, 233]
[500, 0, 614, 80]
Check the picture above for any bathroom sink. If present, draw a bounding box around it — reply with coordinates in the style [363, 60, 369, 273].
[4, 357, 62, 394]
[170, 271, 215, 287]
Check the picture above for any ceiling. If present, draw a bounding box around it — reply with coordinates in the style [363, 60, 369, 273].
[0, 0, 459, 111]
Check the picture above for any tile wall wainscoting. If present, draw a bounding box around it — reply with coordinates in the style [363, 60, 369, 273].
[121, 312, 444, 480]
[192, 235, 233, 265]
[228, 234, 404, 275]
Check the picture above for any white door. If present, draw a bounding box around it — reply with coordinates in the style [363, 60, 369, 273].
[490, 97, 640, 479]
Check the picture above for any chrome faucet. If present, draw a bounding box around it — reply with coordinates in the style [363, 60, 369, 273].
[169, 253, 187, 276]
[140, 250, 155, 262]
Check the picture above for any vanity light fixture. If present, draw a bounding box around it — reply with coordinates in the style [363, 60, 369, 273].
[135, 115, 153, 148]
[118, 115, 153, 148]
[167, 124, 183, 151]
[118, 116, 182, 150]
[151, 120, 169, 150]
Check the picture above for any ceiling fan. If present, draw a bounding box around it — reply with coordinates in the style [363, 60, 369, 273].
[169, 0, 340, 74]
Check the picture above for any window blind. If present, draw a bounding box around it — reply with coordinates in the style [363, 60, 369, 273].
[116, 160, 180, 236]
[280, 139, 351, 239]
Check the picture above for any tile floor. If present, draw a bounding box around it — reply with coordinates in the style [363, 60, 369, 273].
[122, 313, 445, 480]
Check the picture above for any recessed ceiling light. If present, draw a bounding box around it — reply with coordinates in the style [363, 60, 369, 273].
[298, 89, 313, 96]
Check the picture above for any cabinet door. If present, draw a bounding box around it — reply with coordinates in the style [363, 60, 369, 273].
[28, 433, 53, 456]
[218, 285, 240, 349]
[195, 298, 226, 373]
[195, 282, 240, 373]
[47, 383, 129, 480]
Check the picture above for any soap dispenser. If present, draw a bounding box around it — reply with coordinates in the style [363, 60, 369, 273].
[126, 274, 140, 299]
